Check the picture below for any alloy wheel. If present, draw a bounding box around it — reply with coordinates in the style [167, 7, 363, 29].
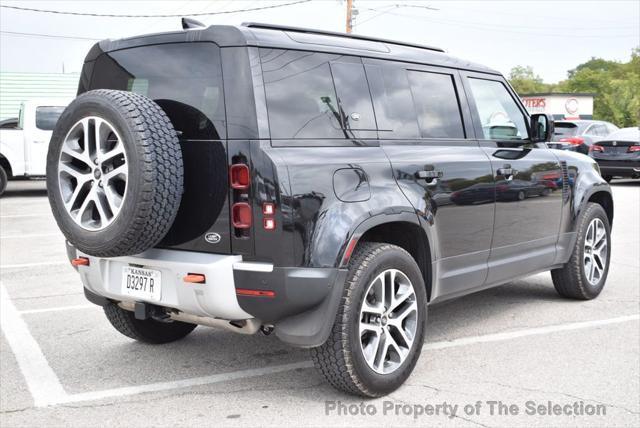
[58, 117, 128, 231]
[583, 218, 608, 285]
[359, 269, 418, 374]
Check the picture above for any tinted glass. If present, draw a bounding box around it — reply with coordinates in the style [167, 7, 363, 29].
[553, 122, 578, 140]
[0, 118, 19, 129]
[365, 64, 420, 139]
[261, 49, 344, 139]
[90, 43, 225, 139]
[407, 71, 464, 139]
[35, 106, 65, 130]
[330, 61, 376, 130]
[468, 78, 528, 140]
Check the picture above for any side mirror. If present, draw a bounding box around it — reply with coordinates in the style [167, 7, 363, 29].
[531, 113, 554, 142]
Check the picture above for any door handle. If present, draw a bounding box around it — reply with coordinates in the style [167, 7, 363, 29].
[416, 169, 443, 186]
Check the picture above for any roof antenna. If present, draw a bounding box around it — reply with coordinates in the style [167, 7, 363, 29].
[182, 17, 205, 30]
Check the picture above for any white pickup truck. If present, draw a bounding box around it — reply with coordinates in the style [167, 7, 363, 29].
[0, 99, 70, 195]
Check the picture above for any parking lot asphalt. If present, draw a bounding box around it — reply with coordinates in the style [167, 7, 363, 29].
[1, 179, 639, 427]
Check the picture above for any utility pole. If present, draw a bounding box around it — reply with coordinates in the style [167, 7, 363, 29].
[345, 0, 353, 33]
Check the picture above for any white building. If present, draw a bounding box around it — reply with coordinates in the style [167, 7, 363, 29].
[520, 92, 595, 120]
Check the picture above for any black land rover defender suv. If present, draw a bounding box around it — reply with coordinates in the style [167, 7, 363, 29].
[46, 23, 613, 397]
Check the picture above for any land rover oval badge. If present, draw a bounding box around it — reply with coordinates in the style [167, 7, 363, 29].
[205, 233, 221, 244]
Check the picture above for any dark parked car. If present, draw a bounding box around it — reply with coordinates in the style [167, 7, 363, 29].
[549, 120, 618, 154]
[46, 22, 613, 397]
[589, 127, 640, 181]
[496, 179, 550, 201]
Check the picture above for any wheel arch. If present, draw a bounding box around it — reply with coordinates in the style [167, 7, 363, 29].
[0, 152, 14, 178]
[587, 190, 614, 228]
[341, 214, 434, 301]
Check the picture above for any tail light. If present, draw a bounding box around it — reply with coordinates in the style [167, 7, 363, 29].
[590, 144, 604, 153]
[262, 202, 276, 231]
[628, 145, 640, 152]
[560, 137, 584, 145]
[232, 202, 252, 229]
[230, 164, 250, 189]
[230, 161, 251, 237]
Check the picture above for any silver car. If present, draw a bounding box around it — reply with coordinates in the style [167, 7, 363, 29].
[549, 120, 619, 154]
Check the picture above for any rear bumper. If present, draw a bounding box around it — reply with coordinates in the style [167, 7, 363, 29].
[594, 160, 640, 177]
[74, 248, 253, 320]
[69, 245, 346, 347]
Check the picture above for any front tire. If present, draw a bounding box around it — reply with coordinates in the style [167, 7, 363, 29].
[551, 203, 611, 300]
[0, 165, 7, 196]
[104, 303, 196, 344]
[311, 243, 427, 397]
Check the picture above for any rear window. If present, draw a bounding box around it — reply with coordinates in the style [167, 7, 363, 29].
[553, 122, 578, 140]
[35, 106, 65, 130]
[89, 42, 226, 139]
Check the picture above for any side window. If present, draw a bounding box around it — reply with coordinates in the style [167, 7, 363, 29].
[330, 61, 376, 131]
[261, 49, 344, 139]
[35, 106, 65, 131]
[467, 78, 528, 140]
[407, 70, 465, 139]
[365, 64, 420, 139]
[594, 124, 608, 136]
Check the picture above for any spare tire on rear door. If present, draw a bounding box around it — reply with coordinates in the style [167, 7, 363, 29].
[47, 89, 184, 257]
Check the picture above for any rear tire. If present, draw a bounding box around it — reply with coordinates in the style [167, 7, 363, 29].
[104, 303, 196, 344]
[311, 242, 427, 397]
[0, 165, 7, 196]
[551, 203, 611, 300]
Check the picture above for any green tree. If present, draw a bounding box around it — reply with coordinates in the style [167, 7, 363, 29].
[508, 65, 550, 95]
[561, 49, 639, 126]
[508, 49, 639, 127]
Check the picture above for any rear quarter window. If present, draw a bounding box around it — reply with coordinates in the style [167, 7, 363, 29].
[260, 49, 345, 139]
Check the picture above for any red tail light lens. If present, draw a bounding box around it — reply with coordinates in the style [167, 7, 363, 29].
[590, 144, 604, 152]
[560, 137, 585, 145]
[232, 202, 252, 229]
[230, 164, 250, 189]
[628, 145, 640, 152]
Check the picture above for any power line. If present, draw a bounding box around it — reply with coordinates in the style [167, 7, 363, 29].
[0, 1, 310, 18]
[359, 6, 638, 38]
[0, 30, 100, 41]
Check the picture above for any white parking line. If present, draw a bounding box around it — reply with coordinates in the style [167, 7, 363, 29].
[423, 314, 640, 351]
[1, 280, 638, 407]
[0, 283, 67, 407]
[57, 361, 315, 405]
[19, 304, 96, 315]
[0, 261, 67, 269]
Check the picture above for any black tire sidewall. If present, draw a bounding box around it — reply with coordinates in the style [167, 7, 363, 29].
[0, 165, 7, 195]
[347, 246, 427, 395]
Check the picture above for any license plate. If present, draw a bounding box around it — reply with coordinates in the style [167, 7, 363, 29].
[121, 266, 161, 301]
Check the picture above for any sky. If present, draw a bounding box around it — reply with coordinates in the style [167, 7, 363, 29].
[0, 0, 638, 83]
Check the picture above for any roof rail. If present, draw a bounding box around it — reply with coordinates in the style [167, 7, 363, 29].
[242, 22, 444, 53]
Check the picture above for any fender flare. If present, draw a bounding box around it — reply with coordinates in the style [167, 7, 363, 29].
[275, 210, 430, 348]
